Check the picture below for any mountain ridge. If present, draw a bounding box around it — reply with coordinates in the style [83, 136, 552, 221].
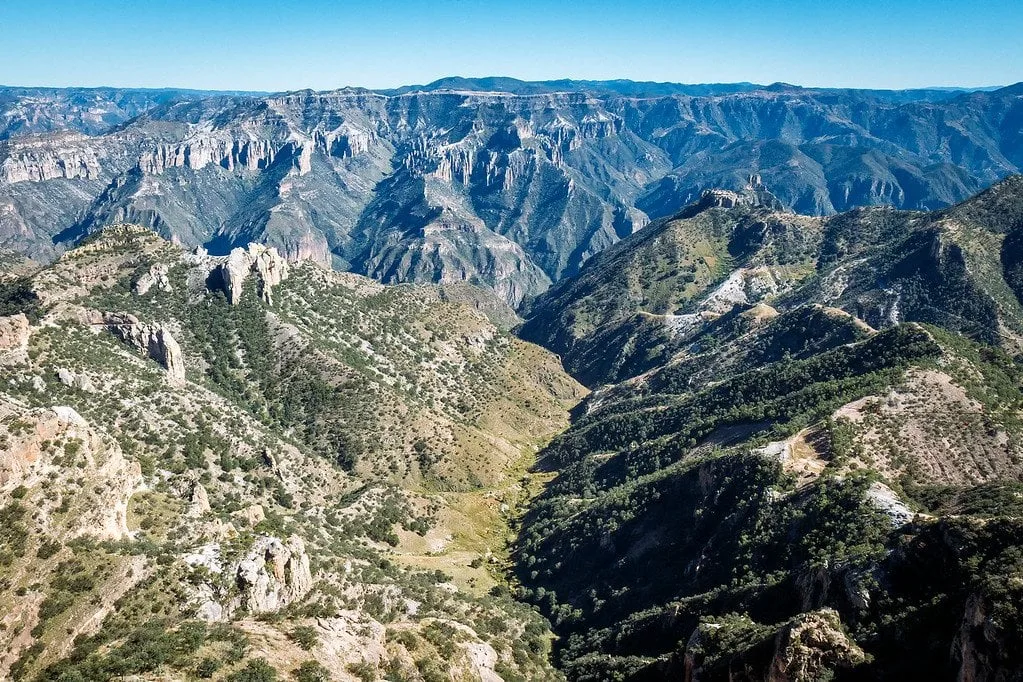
[511, 174, 1023, 680]
[4, 161, 1023, 681]
[2, 82, 1022, 307]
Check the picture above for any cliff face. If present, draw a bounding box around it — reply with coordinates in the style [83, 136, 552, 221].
[1, 84, 1021, 306]
[0, 86, 235, 139]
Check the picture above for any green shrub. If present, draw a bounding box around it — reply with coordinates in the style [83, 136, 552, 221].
[226, 658, 278, 682]
[288, 625, 318, 650]
[293, 660, 330, 682]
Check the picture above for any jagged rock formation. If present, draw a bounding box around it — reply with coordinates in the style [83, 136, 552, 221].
[205, 243, 290, 304]
[100, 312, 186, 384]
[183, 535, 312, 621]
[133, 262, 171, 295]
[1, 82, 1021, 305]
[235, 535, 313, 614]
[0, 132, 104, 183]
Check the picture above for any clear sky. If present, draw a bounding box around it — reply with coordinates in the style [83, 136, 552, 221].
[0, 0, 1020, 91]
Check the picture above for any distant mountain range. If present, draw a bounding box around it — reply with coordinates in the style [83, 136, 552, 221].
[1, 78, 1021, 306]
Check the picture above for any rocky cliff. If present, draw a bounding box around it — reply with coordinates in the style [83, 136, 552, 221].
[1, 82, 1020, 305]
[101, 312, 187, 385]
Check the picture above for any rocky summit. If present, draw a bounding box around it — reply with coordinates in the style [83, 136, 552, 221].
[1, 80, 1022, 306]
[2, 77, 1023, 682]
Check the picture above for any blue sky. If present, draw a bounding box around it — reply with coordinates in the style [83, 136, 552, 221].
[0, 0, 1020, 91]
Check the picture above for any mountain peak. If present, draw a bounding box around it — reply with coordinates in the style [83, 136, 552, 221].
[682, 174, 784, 217]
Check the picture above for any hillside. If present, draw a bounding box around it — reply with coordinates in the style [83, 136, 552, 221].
[513, 177, 1023, 680]
[1, 82, 1022, 305]
[0, 225, 582, 681]
[521, 176, 1023, 387]
[5, 177, 1023, 681]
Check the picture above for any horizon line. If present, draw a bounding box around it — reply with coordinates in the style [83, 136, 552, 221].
[0, 75, 1014, 95]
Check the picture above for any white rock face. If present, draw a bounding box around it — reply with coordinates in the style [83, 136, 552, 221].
[101, 312, 186, 385]
[138, 136, 285, 175]
[207, 243, 290, 305]
[235, 535, 313, 614]
[865, 481, 914, 526]
[464, 640, 503, 682]
[0, 132, 103, 183]
[133, 263, 172, 295]
[701, 267, 780, 315]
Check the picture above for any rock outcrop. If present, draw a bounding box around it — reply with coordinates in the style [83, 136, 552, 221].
[100, 312, 186, 384]
[769, 610, 867, 681]
[251, 244, 289, 303]
[209, 248, 252, 305]
[0, 313, 30, 355]
[864, 481, 915, 526]
[235, 535, 313, 614]
[207, 243, 290, 305]
[184, 534, 313, 621]
[133, 263, 172, 295]
[56, 367, 96, 392]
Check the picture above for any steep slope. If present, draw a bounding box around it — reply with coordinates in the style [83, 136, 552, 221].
[1, 83, 1022, 304]
[522, 175, 1023, 388]
[0, 224, 582, 681]
[514, 178, 1023, 680]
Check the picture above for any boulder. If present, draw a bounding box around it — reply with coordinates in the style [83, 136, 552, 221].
[56, 367, 96, 392]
